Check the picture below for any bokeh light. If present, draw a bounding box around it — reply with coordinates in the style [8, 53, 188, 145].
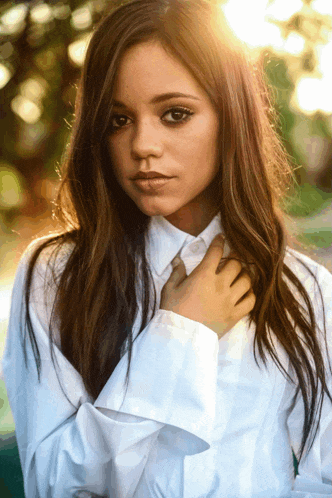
[0, 64, 11, 90]
[0, 3, 28, 35]
[10, 95, 42, 124]
[52, 3, 71, 20]
[71, 4, 93, 30]
[68, 32, 93, 66]
[30, 3, 53, 24]
[20, 77, 47, 103]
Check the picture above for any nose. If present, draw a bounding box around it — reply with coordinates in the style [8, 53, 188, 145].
[131, 119, 163, 160]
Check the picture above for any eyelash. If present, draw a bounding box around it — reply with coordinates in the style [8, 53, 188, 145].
[109, 106, 194, 132]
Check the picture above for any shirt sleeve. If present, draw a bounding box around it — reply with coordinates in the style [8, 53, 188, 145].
[1, 242, 219, 498]
[286, 262, 332, 497]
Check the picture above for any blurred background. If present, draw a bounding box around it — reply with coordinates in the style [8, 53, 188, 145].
[0, 0, 331, 495]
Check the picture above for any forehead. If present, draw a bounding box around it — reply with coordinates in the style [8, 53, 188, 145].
[113, 40, 205, 100]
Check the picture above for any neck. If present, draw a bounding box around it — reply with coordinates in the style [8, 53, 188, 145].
[164, 177, 220, 236]
[165, 202, 220, 237]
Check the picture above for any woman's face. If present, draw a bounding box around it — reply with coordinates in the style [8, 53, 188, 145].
[107, 39, 220, 225]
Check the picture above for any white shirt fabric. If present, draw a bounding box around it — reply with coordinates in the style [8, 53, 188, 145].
[2, 212, 332, 498]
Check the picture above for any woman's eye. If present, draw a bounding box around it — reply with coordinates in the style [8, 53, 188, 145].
[163, 107, 194, 124]
[109, 107, 194, 131]
[110, 115, 130, 129]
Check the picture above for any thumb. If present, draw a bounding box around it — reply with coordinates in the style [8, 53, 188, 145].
[194, 233, 225, 274]
[168, 256, 187, 285]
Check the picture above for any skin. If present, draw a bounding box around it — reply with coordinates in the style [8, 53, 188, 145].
[107, 39, 221, 237]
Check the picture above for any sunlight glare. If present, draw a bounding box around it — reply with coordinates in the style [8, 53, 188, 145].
[265, 0, 303, 22]
[283, 33, 306, 55]
[222, 0, 306, 51]
[311, 0, 332, 16]
[293, 77, 332, 114]
[316, 36, 332, 80]
[222, 0, 284, 49]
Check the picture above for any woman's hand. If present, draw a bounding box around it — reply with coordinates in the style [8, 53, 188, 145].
[160, 234, 256, 340]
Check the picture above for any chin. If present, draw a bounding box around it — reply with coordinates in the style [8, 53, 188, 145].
[134, 199, 179, 218]
[138, 206, 171, 217]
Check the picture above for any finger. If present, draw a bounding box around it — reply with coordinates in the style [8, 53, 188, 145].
[216, 249, 241, 273]
[227, 251, 244, 267]
[230, 272, 252, 304]
[171, 255, 182, 270]
[231, 268, 252, 288]
[167, 256, 187, 287]
[217, 258, 243, 287]
[196, 233, 225, 274]
[234, 289, 256, 315]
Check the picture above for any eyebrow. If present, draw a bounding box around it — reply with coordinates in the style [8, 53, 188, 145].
[112, 92, 201, 108]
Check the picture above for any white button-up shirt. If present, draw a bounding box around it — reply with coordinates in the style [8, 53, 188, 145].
[2, 212, 332, 498]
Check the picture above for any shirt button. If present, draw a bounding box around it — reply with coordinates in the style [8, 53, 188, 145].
[191, 242, 201, 253]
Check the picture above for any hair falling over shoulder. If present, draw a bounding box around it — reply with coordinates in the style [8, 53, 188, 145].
[23, 0, 331, 465]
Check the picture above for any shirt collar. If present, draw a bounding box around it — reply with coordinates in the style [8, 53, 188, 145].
[145, 212, 223, 277]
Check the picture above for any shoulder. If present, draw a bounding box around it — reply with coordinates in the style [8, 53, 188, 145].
[14, 235, 75, 319]
[284, 247, 332, 344]
[18, 234, 75, 286]
[284, 248, 332, 321]
[12, 235, 76, 348]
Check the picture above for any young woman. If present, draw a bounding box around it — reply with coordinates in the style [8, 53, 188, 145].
[2, 0, 332, 496]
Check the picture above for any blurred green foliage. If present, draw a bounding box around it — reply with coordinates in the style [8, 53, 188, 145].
[0, 163, 25, 209]
[285, 182, 332, 217]
[299, 228, 332, 248]
[0, 0, 331, 234]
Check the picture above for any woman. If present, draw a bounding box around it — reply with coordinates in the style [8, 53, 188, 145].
[2, 0, 332, 496]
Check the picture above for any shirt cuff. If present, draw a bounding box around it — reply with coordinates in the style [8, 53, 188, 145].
[94, 309, 219, 447]
[291, 475, 332, 496]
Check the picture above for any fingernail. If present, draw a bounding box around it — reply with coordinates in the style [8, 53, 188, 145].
[215, 233, 224, 242]
[172, 256, 182, 268]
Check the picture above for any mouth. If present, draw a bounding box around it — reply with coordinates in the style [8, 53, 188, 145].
[132, 172, 172, 180]
[133, 176, 175, 192]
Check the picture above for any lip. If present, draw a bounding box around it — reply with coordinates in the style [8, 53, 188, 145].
[133, 177, 174, 192]
[132, 171, 172, 180]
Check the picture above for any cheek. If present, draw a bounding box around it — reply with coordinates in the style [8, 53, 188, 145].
[181, 131, 219, 179]
[186, 117, 219, 159]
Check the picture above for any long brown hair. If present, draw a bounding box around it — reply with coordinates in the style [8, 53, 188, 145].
[23, 0, 331, 465]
